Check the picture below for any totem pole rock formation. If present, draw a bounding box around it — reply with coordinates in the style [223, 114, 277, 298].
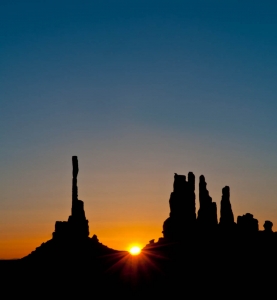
[23, 156, 117, 260]
[163, 172, 196, 240]
[53, 156, 89, 239]
[219, 186, 235, 230]
[197, 175, 218, 229]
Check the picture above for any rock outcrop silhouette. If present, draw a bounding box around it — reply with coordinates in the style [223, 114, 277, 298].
[237, 213, 259, 234]
[263, 220, 273, 233]
[23, 156, 117, 261]
[163, 172, 196, 240]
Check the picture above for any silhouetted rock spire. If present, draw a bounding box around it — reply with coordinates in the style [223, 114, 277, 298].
[188, 172, 196, 220]
[219, 186, 235, 230]
[163, 172, 196, 240]
[72, 155, 79, 216]
[53, 156, 89, 239]
[23, 156, 117, 261]
[197, 175, 218, 228]
[171, 172, 196, 221]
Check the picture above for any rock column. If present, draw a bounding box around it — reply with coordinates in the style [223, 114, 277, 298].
[219, 186, 235, 229]
[163, 172, 196, 240]
[197, 175, 218, 229]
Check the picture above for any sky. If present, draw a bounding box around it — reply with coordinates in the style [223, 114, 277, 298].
[1, 0, 277, 258]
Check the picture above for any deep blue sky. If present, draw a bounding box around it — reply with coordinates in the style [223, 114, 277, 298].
[1, 1, 277, 257]
[2, 1, 277, 149]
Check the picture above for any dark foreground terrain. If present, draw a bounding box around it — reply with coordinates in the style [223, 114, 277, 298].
[1, 234, 276, 298]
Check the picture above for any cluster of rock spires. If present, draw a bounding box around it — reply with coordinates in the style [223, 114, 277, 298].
[158, 172, 273, 243]
[24, 158, 275, 260]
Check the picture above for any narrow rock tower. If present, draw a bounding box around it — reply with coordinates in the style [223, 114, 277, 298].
[53, 156, 89, 239]
[219, 186, 235, 230]
[197, 175, 218, 229]
[68, 156, 89, 238]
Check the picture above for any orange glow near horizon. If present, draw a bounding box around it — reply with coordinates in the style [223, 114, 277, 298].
[2, 148, 277, 259]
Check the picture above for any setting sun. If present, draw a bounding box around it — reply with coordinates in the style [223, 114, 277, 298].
[129, 246, 141, 255]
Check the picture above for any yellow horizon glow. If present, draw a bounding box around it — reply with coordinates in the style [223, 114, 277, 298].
[129, 245, 141, 255]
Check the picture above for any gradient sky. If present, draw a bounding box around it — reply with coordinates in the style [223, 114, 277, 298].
[1, 1, 277, 258]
